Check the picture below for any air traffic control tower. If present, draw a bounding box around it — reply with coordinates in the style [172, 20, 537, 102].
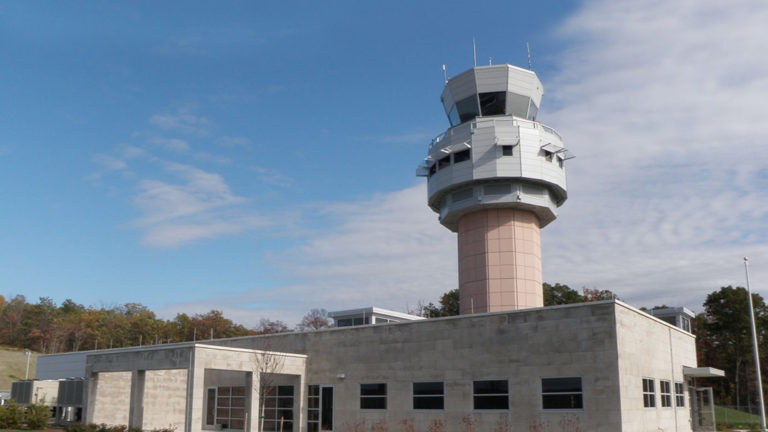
[418, 64, 572, 314]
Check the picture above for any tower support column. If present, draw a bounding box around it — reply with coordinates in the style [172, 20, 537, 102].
[458, 208, 542, 314]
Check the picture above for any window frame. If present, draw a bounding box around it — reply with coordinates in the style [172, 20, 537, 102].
[412, 381, 444, 411]
[675, 382, 685, 407]
[642, 378, 656, 408]
[473, 379, 509, 411]
[540, 377, 584, 411]
[660, 380, 672, 408]
[360, 383, 387, 410]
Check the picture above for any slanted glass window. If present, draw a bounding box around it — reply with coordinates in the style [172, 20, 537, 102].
[206, 387, 217, 426]
[502, 145, 514, 156]
[675, 382, 685, 407]
[642, 378, 656, 408]
[453, 149, 471, 164]
[681, 317, 691, 332]
[541, 377, 583, 410]
[360, 383, 387, 410]
[473, 380, 508, 410]
[527, 100, 539, 121]
[413, 382, 444, 410]
[479, 92, 506, 117]
[660, 380, 672, 408]
[336, 317, 370, 327]
[456, 96, 480, 124]
[438, 156, 451, 170]
[448, 106, 460, 127]
[263, 385, 294, 432]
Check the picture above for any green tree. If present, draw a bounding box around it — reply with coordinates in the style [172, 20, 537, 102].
[421, 289, 459, 318]
[543, 283, 584, 306]
[699, 286, 768, 408]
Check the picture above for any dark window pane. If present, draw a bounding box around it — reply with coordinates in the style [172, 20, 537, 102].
[502, 145, 514, 156]
[264, 397, 277, 408]
[308, 385, 319, 397]
[414, 396, 444, 410]
[456, 96, 479, 123]
[360, 397, 387, 409]
[278, 409, 294, 420]
[279, 386, 294, 396]
[542, 394, 583, 410]
[278, 397, 293, 408]
[413, 382, 444, 395]
[308, 423, 319, 432]
[453, 149, 471, 163]
[219, 387, 231, 396]
[438, 156, 450, 169]
[308, 410, 319, 421]
[321, 387, 333, 430]
[308, 397, 319, 409]
[479, 92, 506, 116]
[429, 164, 436, 176]
[474, 380, 508, 395]
[361, 383, 387, 396]
[232, 386, 245, 397]
[474, 395, 508, 410]
[230, 420, 244, 429]
[542, 378, 582, 393]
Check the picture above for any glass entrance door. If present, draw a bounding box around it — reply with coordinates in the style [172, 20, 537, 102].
[308, 385, 333, 432]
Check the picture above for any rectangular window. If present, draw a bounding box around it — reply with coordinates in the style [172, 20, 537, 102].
[216, 386, 246, 429]
[642, 378, 656, 408]
[541, 377, 583, 410]
[660, 380, 672, 408]
[308, 385, 320, 432]
[675, 382, 685, 407]
[360, 383, 387, 410]
[428, 164, 436, 176]
[502, 145, 514, 156]
[206, 387, 217, 426]
[479, 91, 507, 117]
[413, 382, 444, 410]
[473, 380, 508, 410]
[453, 149, 471, 163]
[263, 385, 294, 432]
[438, 156, 451, 169]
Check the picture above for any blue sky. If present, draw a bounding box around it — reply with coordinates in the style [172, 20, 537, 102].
[2, 0, 768, 327]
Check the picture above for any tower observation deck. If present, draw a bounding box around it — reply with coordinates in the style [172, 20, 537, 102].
[418, 64, 572, 314]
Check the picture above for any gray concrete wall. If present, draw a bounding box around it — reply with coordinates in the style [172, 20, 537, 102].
[143, 369, 188, 431]
[615, 304, 697, 432]
[213, 302, 625, 432]
[90, 371, 131, 426]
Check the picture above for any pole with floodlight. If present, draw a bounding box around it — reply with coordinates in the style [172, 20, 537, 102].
[744, 256, 767, 432]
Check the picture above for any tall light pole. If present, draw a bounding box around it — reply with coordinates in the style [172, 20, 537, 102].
[744, 256, 767, 432]
[24, 350, 31, 380]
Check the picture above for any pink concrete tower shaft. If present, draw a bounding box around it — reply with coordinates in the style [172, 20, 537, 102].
[458, 208, 543, 314]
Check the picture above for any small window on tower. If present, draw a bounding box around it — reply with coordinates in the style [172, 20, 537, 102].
[428, 164, 436, 176]
[479, 92, 506, 117]
[453, 149, 471, 163]
[502, 146, 514, 156]
[438, 156, 450, 170]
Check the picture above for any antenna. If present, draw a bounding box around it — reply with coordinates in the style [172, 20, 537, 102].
[526, 41, 533, 70]
[442, 64, 447, 83]
[473, 37, 477, 67]
[489, 56, 493, 66]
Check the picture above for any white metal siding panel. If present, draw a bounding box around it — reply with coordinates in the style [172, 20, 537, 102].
[36, 352, 89, 379]
[475, 67, 509, 92]
[447, 70, 478, 102]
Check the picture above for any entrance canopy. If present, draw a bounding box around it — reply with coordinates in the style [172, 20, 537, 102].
[683, 366, 725, 378]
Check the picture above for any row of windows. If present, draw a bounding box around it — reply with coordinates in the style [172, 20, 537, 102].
[642, 378, 685, 408]
[357, 378, 583, 411]
[446, 91, 539, 127]
[427, 144, 562, 178]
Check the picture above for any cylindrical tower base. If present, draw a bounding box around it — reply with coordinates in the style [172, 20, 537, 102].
[458, 208, 542, 314]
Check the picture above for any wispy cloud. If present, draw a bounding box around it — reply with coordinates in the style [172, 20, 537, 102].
[540, 0, 768, 309]
[216, 136, 253, 148]
[149, 137, 190, 152]
[250, 166, 294, 188]
[132, 162, 268, 247]
[150, 107, 211, 135]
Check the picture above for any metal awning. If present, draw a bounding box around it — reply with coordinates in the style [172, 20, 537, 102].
[540, 142, 563, 153]
[683, 367, 725, 378]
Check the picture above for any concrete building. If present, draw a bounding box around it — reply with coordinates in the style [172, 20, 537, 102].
[21, 63, 723, 431]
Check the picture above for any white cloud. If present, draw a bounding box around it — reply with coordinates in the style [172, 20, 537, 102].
[216, 136, 253, 148]
[250, 166, 294, 188]
[540, 0, 768, 310]
[132, 162, 269, 247]
[150, 107, 211, 134]
[150, 137, 190, 152]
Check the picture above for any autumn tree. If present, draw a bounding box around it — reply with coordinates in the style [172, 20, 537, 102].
[255, 318, 291, 335]
[296, 309, 333, 331]
[582, 287, 618, 302]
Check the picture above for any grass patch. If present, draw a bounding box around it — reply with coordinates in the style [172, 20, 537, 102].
[716, 405, 762, 429]
[0, 346, 38, 390]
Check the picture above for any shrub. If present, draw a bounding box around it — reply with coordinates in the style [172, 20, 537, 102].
[25, 403, 52, 430]
[0, 401, 25, 429]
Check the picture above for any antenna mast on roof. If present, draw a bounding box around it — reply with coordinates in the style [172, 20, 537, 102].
[442, 64, 448, 83]
[526, 41, 533, 70]
[473, 37, 477, 67]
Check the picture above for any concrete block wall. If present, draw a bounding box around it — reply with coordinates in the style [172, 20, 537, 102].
[90, 371, 131, 426]
[143, 369, 187, 431]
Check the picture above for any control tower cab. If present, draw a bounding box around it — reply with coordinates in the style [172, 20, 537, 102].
[418, 64, 572, 314]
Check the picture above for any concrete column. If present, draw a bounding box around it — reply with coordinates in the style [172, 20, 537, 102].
[458, 208, 542, 314]
[128, 370, 145, 429]
[84, 372, 98, 424]
[248, 371, 261, 432]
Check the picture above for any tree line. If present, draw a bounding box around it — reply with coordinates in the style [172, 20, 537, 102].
[0, 294, 333, 354]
